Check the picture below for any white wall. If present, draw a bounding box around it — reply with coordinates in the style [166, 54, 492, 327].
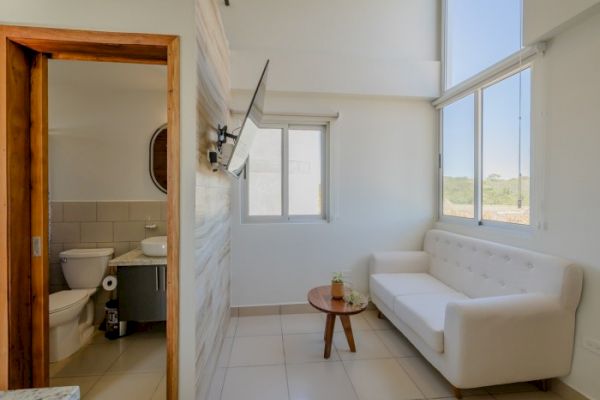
[220, 0, 440, 98]
[223, 0, 439, 307]
[523, 0, 600, 44]
[0, 2, 199, 397]
[49, 61, 167, 201]
[231, 92, 436, 305]
[438, 11, 600, 399]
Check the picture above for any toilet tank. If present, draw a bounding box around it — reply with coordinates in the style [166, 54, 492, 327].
[60, 248, 114, 289]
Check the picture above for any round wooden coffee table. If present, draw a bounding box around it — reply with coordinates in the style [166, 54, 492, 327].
[308, 285, 368, 359]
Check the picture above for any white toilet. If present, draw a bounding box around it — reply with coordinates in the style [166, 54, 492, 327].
[49, 248, 114, 362]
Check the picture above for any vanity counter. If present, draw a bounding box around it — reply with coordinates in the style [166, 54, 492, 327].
[0, 387, 79, 400]
[108, 249, 166, 267]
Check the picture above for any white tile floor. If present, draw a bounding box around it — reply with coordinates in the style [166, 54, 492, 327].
[208, 311, 566, 400]
[49, 327, 166, 400]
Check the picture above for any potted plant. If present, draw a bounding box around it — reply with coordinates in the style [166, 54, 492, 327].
[331, 272, 345, 299]
[344, 290, 368, 308]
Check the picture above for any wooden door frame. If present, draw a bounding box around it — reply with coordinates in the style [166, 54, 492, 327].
[0, 25, 180, 399]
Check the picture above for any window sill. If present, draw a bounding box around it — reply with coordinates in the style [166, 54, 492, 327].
[242, 216, 330, 225]
[436, 217, 536, 239]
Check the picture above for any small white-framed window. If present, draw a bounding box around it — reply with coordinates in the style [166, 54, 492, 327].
[243, 122, 329, 223]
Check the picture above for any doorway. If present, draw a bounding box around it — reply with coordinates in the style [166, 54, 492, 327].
[0, 26, 180, 399]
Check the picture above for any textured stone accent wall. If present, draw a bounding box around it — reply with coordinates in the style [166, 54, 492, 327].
[194, 0, 231, 399]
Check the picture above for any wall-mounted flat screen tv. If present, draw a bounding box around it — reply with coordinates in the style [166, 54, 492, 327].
[226, 60, 269, 176]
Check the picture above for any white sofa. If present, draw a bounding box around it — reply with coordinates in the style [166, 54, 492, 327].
[369, 229, 583, 394]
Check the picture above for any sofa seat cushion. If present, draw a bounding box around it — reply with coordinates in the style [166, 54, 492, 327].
[393, 292, 469, 353]
[370, 273, 457, 311]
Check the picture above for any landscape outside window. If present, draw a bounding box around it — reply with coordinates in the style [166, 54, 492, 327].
[442, 0, 530, 225]
[482, 69, 531, 224]
[442, 94, 475, 219]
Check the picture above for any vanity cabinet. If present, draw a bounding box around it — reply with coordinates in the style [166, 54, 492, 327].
[118, 265, 166, 322]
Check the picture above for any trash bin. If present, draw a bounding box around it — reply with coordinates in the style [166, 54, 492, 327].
[105, 299, 120, 340]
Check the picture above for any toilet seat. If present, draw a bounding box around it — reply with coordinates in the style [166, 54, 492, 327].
[50, 289, 90, 314]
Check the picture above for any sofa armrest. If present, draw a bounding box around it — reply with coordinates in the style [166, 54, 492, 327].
[369, 251, 429, 275]
[444, 294, 574, 387]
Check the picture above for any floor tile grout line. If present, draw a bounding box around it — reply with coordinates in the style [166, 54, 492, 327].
[338, 352, 363, 400]
[213, 369, 226, 400]
[231, 315, 240, 338]
[393, 357, 428, 400]
[51, 331, 167, 399]
[219, 364, 234, 400]
[147, 371, 167, 400]
[374, 328, 405, 357]
[220, 315, 551, 400]
[280, 323, 292, 400]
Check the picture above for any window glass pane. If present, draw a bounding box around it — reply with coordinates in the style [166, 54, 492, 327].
[446, 0, 522, 88]
[289, 128, 323, 216]
[442, 94, 475, 218]
[248, 128, 282, 216]
[482, 69, 530, 225]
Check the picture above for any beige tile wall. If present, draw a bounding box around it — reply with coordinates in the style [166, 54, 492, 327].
[49, 201, 167, 293]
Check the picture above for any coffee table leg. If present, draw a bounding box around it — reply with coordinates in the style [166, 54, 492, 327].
[340, 315, 356, 352]
[324, 313, 336, 359]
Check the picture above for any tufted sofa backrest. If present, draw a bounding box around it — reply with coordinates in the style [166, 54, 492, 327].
[423, 230, 583, 309]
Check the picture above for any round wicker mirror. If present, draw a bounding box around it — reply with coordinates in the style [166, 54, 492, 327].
[150, 124, 168, 193]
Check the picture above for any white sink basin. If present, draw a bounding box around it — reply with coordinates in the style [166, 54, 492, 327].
[141, 236, 167, 257]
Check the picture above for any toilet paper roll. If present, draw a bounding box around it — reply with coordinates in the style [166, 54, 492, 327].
[102, 275, 118, 291]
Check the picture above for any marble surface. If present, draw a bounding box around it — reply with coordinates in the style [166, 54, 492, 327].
[0, 387, 79, 400]
[108, 248, 166, 267]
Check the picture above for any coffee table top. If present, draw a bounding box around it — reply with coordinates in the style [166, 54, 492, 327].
[308, 285, 368, 315]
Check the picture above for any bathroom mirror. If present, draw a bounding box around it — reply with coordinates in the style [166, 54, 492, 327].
[150, 124, 168, 193]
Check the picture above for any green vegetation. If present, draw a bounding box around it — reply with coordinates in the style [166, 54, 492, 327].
[332, 272, 344, 283]
[443, 177, 474, 205]
[443, 175, 530, 206]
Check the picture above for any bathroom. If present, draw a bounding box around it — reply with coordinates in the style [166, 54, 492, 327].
[47, 60, 168, 399]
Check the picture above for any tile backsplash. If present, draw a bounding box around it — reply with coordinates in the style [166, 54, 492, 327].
[49, 201, 167, 293]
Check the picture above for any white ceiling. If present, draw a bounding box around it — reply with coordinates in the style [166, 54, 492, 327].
[49, 60, 167, 92]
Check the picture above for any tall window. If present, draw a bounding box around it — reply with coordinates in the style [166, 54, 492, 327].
[445, 0, 522, 88]
[481, 69, 531, 224]
[244, 123, 328, 223]
[442, 94, 475, 219]
[439, 0, 533, 226]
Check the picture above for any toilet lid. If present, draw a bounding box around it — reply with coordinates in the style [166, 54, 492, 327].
[49, 290, 90, 314]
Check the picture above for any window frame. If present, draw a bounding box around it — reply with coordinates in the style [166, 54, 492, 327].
[437, 0, 546, 231]
[242, 121, 330, 224]
[438, 63, 535, 230]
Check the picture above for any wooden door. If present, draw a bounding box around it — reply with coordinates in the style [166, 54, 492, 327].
[30, 52, 49, 387]
[0, 38, 34, 389]
[0, 26, 179, 396]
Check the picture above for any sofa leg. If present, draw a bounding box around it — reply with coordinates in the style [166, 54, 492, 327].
[452, 387, 463, 399]
[533, 379, 550, 392]
[377, 310, 384, 319]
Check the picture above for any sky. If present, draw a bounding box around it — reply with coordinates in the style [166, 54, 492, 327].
[443, 0, 530, 180]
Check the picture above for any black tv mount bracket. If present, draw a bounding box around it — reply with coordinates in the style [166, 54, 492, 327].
[216, 124, 238, 151]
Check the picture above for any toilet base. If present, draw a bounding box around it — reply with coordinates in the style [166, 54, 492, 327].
[49, 300, 95, 363]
